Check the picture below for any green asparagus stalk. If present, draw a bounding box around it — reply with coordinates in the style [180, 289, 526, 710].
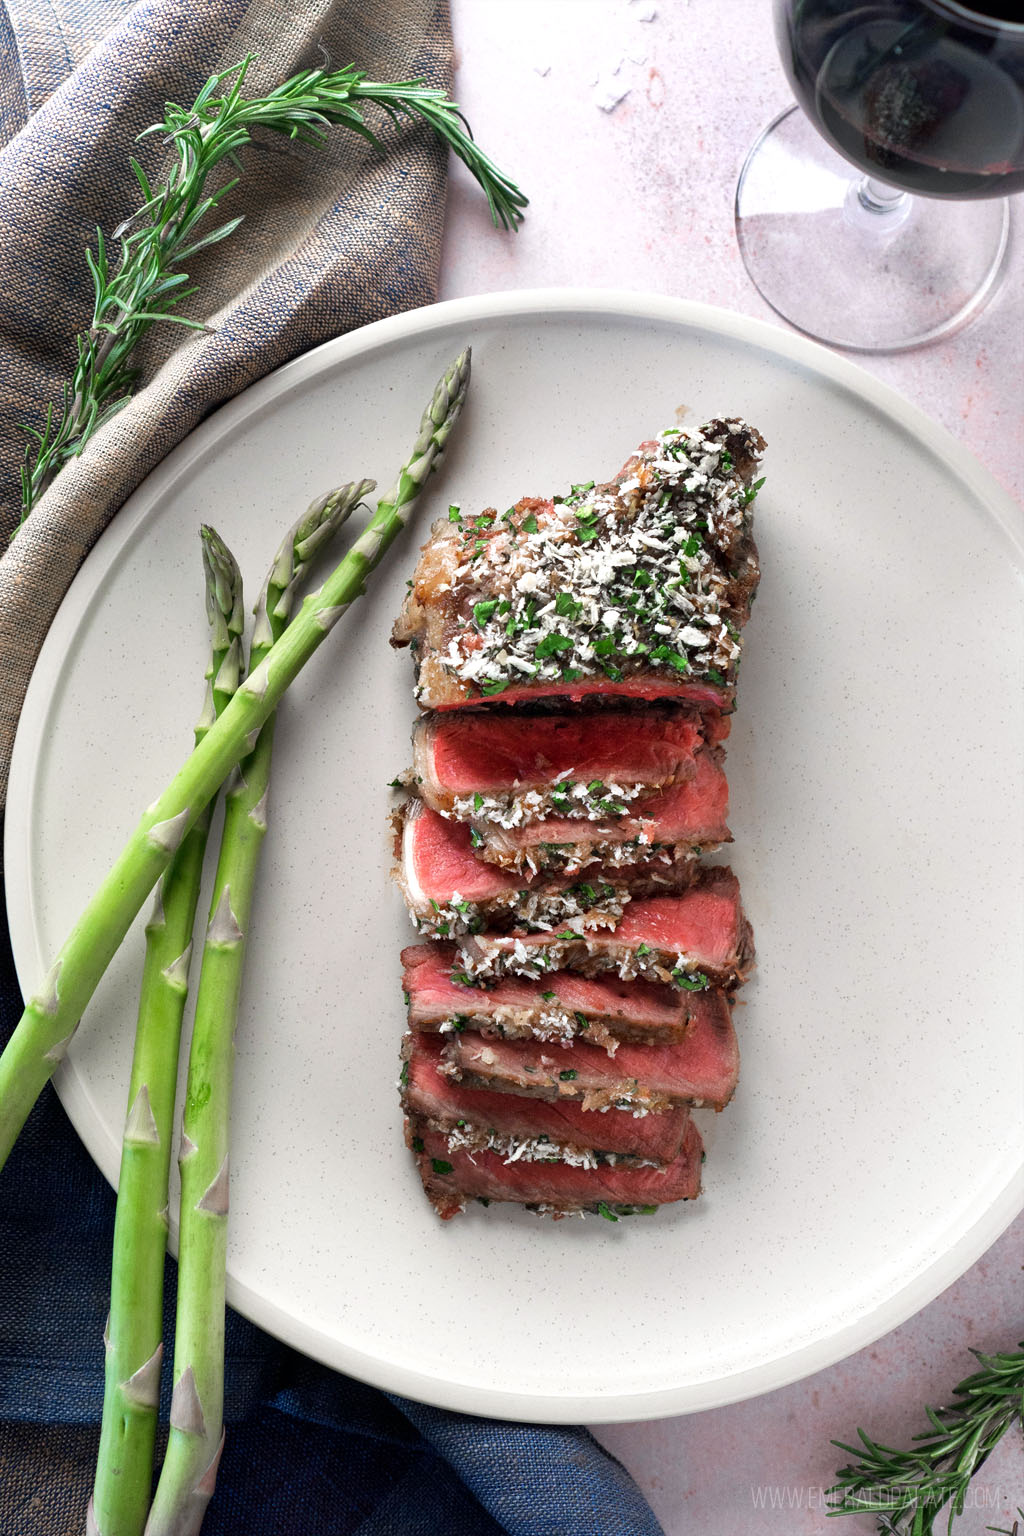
[89, 531, 245, 1536]
[144, 481, 370, 1535]
[0, 348, 470, 1173]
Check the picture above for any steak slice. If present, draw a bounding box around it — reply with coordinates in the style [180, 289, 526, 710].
[402, 1032, 690, 1162]
[392, 419, 764, 713]
[411, 705, 713, 824]
[470, 742, 730, 875]
[395, 798, 698, 938]
[401, 942, 698, 1051]
[457, 866, 754, 989]
[407, 1116, 704, 1219]
[441, 990, 739, 1112]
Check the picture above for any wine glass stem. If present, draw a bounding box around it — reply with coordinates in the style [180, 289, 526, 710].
[857, 176, 908, 216]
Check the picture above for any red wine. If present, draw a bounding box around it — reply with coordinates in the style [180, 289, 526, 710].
[776, 0, 1024, 198]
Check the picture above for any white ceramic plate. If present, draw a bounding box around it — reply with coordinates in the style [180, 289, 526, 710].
[7, 292, 1023, 1423]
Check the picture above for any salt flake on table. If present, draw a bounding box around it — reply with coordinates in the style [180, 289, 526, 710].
[595, 83, 631, 112]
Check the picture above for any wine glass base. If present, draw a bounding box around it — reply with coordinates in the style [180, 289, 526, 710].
[735, 106, 1010, 354]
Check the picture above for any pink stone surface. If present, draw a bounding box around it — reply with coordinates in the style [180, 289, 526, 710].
[443, 0, 1023, 505]
[444, 3, 1023, 1527]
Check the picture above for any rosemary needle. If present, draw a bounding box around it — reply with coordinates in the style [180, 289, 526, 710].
[17, 55, 526, 531]
[827, 1343, 1024, 1536]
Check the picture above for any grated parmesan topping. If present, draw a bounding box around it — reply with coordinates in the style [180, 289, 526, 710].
[446, 777, 648, 829]
[480, 839, 703, 879]
[456, 932, 711, 992]
[441, 1123, 657, 1170]
[415, 882, 629, 940]
[436, 421, 763, 700]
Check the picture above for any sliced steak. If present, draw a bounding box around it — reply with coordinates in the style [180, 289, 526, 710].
[441, 989, 739, 1112]
[392, 419, 764, 713]
[412, 705, 711, 824]
[395, 798, 698, 938]
[457, 866, 754, 989]
[471, 742, 730, 875]
[401, 942, 699, 1051]
[407, 1116, 704, 1219]
[402, 1032, 690, 1162]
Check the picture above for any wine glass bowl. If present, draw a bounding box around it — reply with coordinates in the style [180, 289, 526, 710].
[737, 0, 1024, 350]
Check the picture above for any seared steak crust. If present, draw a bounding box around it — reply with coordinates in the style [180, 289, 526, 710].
[401, 942, 701, 1051]
[456, 866, 754, 990]
[411, 705, 711, 823]
[440, 988, 739, 1113]
[395, 796, 707, 939]
[392, 420, 764, 712]
[401, 1032, 690, 1162]
[407, 1116, 704, 1219]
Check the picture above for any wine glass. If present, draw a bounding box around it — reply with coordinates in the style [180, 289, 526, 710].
[735, 1, 1024, 351]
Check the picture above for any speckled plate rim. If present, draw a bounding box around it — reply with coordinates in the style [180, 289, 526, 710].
[7, 288, 1023, 1423]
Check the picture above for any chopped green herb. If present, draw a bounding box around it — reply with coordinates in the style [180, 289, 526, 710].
[673, 970, 710, 991]
[574, 1012, 590, 1030]
[470, 827, 484, 848]
[706, 667, 724, 685]
[555, 591, 583, 620]
[534, 631, 574, 659]
[541, 990, 556, 1001]
[741, 476, 765, 506]
[431, 1158, 453, 1175]
[448, 504, 461, 523]
[411, 1136, 425, 1152]
[387, 776, 404, 789]
[473, 598, 498, 627]
[650, 644, 690, 672]
[521, 512, 539, 533]
[479, 678, 510, 695]
[472, 791, 484, 812]
[559, 1069, 578, 1081]
[636, 943, 651, 957]
[596, 1201, 618, 1222]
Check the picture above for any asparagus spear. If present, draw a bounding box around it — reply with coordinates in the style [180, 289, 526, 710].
[0, 348, 470, 1172]
[144, 483, 371, 1536]
[89, 530, 245, 1536]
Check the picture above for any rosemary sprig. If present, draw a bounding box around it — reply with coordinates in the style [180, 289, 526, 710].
[17, 55, 525, 530]
[827, 1343, 1024, 1536]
